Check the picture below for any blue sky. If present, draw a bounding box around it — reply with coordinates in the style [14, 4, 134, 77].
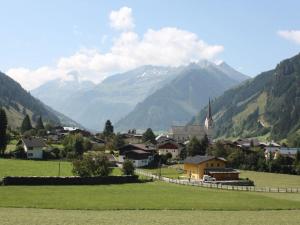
[1, 0, 300, 89]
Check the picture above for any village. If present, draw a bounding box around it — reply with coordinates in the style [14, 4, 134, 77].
[5, 99, 299, 186]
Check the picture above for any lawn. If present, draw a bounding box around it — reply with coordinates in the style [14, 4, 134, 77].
[0, 182, 300, 210]
[240, 170, 300, 188]
[0, 159, 121, 177]
[144, 167, 185, 178]
[1, 208, 300, 225]
[1, 159, 300, 224]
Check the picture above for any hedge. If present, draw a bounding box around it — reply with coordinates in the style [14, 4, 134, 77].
[2, 175, 140, 185]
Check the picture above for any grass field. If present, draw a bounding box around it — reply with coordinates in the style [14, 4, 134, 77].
[0, 159, 121, 177]
[0, 182, 300, 210]
[1, 208, 300, 225]
[240, 170, 300, 188]
[144, 167, 185, 178]
[0, 159, 300, 224]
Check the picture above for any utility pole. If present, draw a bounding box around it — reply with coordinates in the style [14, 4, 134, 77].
[58, 160, 61, 177]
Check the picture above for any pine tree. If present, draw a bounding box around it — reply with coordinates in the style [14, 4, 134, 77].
[142, 128, 156, 144]
[36, 116, 45, 130]
[0, 108, 8, 156]
[187, 136, 205, 156]
[103, 120, 114, 137]
[21, 114, 32, 134]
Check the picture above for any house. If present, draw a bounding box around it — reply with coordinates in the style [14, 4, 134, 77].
[183, 155, 239, 180]
[121, 132, 143, 144]
[119, 150, 154, 168]
[157, 140, 181, 159]
[118, 143, 156, 155]
[21, 137, 48, 159]
[90, 137, 106, 150]
[233, 138, 280, 150]
[265, 147, 300, 159]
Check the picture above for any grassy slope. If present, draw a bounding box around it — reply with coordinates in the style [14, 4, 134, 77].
[1, 208, 300, 225]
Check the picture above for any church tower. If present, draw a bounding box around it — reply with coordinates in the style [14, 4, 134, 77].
[204, 98, 213, 140]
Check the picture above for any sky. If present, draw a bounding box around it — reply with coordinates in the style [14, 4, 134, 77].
[1, 0, 300, 90]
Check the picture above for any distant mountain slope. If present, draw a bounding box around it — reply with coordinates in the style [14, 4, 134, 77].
[192, 53, 300, 141]
[115, 62, 248, 131]
[32, 72, 95, 114]
[32, 65, 178, 131]
[0, 71, 79, 130]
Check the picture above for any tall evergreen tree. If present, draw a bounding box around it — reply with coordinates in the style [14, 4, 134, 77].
[0, 108, 8, 156]
[21, 114, 32, 134]
[36, 116, 44, 130]
[187, 136, 205, 156]
[103, 120, 114, 137]
[142, 128, 156, 144]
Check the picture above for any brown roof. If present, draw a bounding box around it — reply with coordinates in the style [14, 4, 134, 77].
[184, 155, 227, 165]
[22, 137, 46, 148]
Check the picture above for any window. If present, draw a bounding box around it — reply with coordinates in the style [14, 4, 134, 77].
[217, 163, 220, 167]
[27, 153, 33, 157]
[211, 163, 214, 167]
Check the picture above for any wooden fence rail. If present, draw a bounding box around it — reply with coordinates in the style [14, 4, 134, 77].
[136, 169, 300, 193]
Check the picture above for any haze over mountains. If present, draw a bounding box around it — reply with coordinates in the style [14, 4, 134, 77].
[193, 53, 300, 141]
[32, 61, 248, 131]
[115, 61, 248, 131]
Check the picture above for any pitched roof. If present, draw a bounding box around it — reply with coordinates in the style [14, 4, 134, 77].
[22, 137, 46, 148]
[184, 155, 226, 164]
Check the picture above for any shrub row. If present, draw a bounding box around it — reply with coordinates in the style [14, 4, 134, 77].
[2, 175, 139, 185]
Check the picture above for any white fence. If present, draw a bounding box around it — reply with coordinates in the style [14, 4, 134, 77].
[136, 169, 300, 193]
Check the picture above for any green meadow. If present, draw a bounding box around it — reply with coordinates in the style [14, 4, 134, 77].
[1, 208, 300, 225]
[0, 159, 300, 224]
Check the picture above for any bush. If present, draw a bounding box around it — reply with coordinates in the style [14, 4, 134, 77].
[122, 159, 135, 175]
[72, 152, 112, 177]
[2, 176, 140, 185]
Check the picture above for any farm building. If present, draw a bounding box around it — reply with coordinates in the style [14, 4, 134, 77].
[183, 155, 239, 180]
[21, 137, 48, 159]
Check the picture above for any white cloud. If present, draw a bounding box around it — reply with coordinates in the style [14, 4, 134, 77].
[109, 6, 135, 31]
[277, 30, 300, 44]
[6, 7, 224, 90]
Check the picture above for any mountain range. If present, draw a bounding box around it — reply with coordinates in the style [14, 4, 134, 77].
[0, 71, 79, 130]
[193, 53, 300, 141]
[115, 62, 248, 131]
[32, 62, 248, 132]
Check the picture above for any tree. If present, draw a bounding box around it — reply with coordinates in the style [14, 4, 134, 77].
[103, 120, 114, 137]
[200, 134, 209, 152]
[73, 134, 84, 156]
[113, 133, 125, 149]
[36, 116, 44, 130]
[187, 137, 205, 156]
[72, 152, 112, 177]
[63, 134, 85, 156]
[142, 128, 156, 144]
[0, 108, 8, 156]
[122, 159, 135, 175]
[21, 114, 32, 134]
